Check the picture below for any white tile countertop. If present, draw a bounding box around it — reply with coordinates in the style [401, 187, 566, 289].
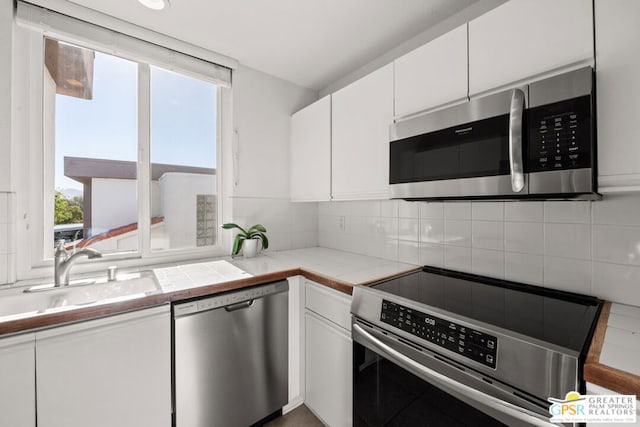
[230, 247, 418, 284]
[0, 247, 419, 336]
[600, 303, 640, 377]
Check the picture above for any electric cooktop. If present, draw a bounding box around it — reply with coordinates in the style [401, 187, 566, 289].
[369, 266, 601, 354]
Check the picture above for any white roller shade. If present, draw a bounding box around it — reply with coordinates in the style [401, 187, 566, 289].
[15, 1, 233, 86]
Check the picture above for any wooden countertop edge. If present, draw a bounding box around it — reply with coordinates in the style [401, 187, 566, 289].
[0, 264, 402, 336]
[584, 301, 640, 396]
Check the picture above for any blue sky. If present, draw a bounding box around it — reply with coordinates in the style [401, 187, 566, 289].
[55, 50, 217, 191]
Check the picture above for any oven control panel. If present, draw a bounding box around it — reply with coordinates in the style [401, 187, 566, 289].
[380, 300, 497, 369]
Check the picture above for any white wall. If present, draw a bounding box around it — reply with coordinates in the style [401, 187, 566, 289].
[159, 172, 215, 249]
[229, 65, 319, 252]
[91, 179, 161, 235]
[318, 195, 640, 307]
[232, 65, 317, 199]
[0, 0, 13, 192]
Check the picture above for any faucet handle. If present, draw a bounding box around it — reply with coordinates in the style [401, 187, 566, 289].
[55, 239, 67, 254]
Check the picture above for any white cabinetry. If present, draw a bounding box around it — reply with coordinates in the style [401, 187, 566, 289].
[0, 333, 35, 427]
[291, 96, 331, 201]
[595, 0, 640, 192]
[394, 24, 468, 118]
[332, 64, 393, 200]
[304, 280, 352, 427]
[469, 0, 593, 95]
[35, 306, 171, 427]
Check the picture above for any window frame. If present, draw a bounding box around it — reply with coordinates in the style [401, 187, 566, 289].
[14, 24, 232, 281]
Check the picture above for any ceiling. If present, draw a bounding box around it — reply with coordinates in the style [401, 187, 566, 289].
[66, 0, 480, 90]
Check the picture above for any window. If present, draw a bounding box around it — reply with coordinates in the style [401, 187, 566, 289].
[14, 2, 232, 273]
[45, 38, 220, 256]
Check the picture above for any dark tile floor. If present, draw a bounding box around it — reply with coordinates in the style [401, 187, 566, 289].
[265, 405, 325, 427]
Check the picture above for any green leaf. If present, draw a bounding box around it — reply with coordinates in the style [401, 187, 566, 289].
[260, 233, 269, 250]
[222, 223, 247, 235]
[246, 224, 267, 234]
[231, 235, 246, 257]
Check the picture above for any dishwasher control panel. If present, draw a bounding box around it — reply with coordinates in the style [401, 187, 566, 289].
[173, 280, 288, 317]
[380, 299, 498, 369]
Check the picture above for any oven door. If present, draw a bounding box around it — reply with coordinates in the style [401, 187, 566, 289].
[352, 321, 558, 427]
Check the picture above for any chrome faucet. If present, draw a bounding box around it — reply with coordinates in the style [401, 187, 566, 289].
[54, 240, 103, 286]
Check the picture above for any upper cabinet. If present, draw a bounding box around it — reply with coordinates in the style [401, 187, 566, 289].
[595, 0, 640, 192]
[394, 24, 468, 118]
[332, 63, 394, 200]
[290, 95, 331, 201]
[469, 0, 594, 96]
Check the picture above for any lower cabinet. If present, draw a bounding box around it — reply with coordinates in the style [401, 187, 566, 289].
[35, 305, 171, 427]
[0, 333, 36, 427]
[304, 280, 352, 427]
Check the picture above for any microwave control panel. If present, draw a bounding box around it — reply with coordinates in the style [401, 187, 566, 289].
[380, 299, 497, 369]
[528, 95, 592, 173]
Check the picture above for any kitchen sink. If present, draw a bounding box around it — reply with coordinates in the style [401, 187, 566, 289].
[0, 271, 161, 322]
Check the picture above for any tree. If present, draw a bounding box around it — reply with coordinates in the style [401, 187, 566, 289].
[54, 191, 83, 225]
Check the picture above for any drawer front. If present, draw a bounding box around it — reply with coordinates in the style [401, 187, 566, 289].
[305, 280, 351, 330]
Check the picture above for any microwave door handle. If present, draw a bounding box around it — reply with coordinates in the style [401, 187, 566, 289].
[509, 88, 526, 192]
[353, 324, 555, 427]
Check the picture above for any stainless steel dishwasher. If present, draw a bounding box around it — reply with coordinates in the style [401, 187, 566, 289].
[173, 280, 289, 427]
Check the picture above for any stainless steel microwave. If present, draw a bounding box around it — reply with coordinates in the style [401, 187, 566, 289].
[389, 67, 599, 200]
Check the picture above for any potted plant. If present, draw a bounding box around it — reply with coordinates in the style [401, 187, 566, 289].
[221, 223, 269, 258]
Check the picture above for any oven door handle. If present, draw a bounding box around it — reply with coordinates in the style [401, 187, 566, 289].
[353, 324, 555, 427]
[509, 88, 526, 193]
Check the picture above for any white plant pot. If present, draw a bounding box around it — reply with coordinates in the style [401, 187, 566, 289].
[243, 238, 260, 258]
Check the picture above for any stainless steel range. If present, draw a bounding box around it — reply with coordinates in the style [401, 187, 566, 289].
[351, 267, 601, 426]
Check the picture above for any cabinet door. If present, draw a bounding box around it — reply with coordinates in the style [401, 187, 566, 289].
[469, 0, 593, 95]
[395, 24, 468, 118]
[305, 310, 352, 427]
[35, 306, 171, 427]
[0, 333, 35, 427]
[291, 95, 331, 201]
[595, 0, 640, 192]
[332, 63, 393, 200]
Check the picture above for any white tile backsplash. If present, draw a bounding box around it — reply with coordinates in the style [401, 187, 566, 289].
[544, 201, 591, 224]
[472, 202, 504, 221]
[233, 198, 317, 252]
[419, 218, 444, 244]
[505, 252, 543, 285]
[317, 194, 640, 306]
[472, 220, 504, 250]
[592, 225, 640, 265]
[398, 240, 420, 265]
[444, 245, 472, 273]
[544, 256, 591, 294]
[592, 262, 640, 307]
[420, 202, 444, 220]
[544, 223, 591, 260]
[398, 200, 419, 218]
[472, 248, 504, 279]
[592, 194, 640, 226]
[505, 222, 543, 254]
[444, 202, 471, 220]
[419, 243, 444, 268]
[444, 220, 471, 247]
[504, 201, 544, 222]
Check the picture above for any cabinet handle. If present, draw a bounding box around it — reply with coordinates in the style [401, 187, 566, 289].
[509, 88, 526, 192]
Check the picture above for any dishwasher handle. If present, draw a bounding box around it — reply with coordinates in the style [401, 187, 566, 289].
[225, 300, 254, 312]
